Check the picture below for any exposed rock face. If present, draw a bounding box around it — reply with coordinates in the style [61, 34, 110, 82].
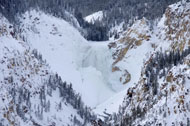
[106, 2, 190, 126]
[160, 2, 190, 51]
[109, 18, 151, 85]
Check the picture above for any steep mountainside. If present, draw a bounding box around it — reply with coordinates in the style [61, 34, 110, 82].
[1, 1, 190, 126]
[108, 18, 154, 86]
[105, 2, 190, 125]
[0, 14, 96, 126]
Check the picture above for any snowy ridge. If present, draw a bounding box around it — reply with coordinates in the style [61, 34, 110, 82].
[84, 11, 103, 24]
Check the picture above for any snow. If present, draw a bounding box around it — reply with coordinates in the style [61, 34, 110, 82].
[84, 11, 103, 24]
[17, 10, 161, 119]
[20, 10, 150, 116]
[1, 1, 190, 125]
[0, 7, 175, 124]
[109, 22, 125, 41]
[31, 88, 83, 125]
[137, 59, 190, 125]
[20, 10, 116, 108]
[0, 16, 86, 125]
[94, 89, 127, 116]
[93, 41, 155, 116]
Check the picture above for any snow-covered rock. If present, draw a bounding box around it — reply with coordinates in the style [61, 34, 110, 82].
[105, 1, 190, 125]
[84, 11, 103, 24]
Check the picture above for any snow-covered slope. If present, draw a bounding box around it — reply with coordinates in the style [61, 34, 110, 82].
[19, 11, 160, 117]
[93, 18, 157, 116]
[84, 11, 103, 24]
[0, 14, 95, 126]
[19, 10, 116, 108]
[105, 1, 190, 125]
[109, 18, 154, 87]
[1, 1, 190, 125]
[19, 10, 153, 118]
